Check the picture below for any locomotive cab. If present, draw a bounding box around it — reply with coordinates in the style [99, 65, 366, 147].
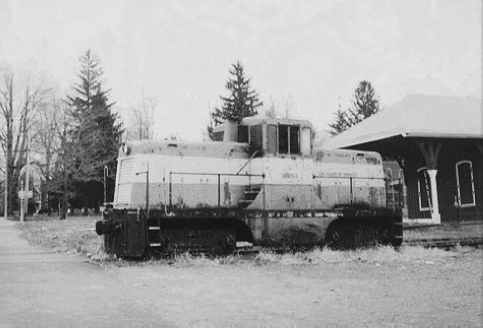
[213, 116, 313, 158]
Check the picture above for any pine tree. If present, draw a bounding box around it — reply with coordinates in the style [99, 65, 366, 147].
[328, 105, 353, 136]
[62, 50, 123, 215]
[212, 61, 263, 125]
[328, 80, 380, 136]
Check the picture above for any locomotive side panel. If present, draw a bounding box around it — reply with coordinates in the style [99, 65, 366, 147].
[312, 149, 386, 208]
[245, 150, 386, 211]
[241, 215, 338, 245]
[114, 151, 263, 209]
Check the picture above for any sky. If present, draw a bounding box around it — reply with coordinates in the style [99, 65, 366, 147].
[0, 0, 481, 141]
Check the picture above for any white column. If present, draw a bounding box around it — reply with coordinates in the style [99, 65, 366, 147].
[427, 169, 441, 224]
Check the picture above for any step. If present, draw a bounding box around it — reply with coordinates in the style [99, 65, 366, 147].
[242, 195, 258, 201]
[244, 189, 260, 193]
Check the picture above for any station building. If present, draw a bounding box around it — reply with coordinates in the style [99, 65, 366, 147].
[324, 94, 482, 224]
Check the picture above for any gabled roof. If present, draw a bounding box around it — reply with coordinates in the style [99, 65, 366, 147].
[323, 94, 482, 149]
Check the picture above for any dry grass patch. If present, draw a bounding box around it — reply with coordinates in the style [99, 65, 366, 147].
[404, 221, 482, 241]
[140, 245, 480, 270]
[11, 216, 482, 326]
[16, 215, 109, 261]
[16, 215, 481, 267]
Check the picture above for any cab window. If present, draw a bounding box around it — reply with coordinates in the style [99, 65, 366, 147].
[289, 126, 300, 154]
[238, 126, 248, 143]
[278, 124, 300, 155]
[267, 124, 278, 155]
[250, 125, 263, 152]
[279, 125, 289, 154]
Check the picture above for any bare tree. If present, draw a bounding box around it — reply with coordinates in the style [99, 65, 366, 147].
[263, 94, 297, 119]
[31, 96, 62, 214]
[264, 96, 277, 119]
[130, 96, 157, 140]
[0, 70, 47, 215]
[55, 105, 77, 219]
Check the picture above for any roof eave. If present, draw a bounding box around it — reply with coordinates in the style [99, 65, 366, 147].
[404, 132, 483, 139]
[325, 131, 404, 149]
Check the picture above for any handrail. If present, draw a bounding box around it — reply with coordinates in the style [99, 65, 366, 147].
[312, 175, 386, 205]
[169, 171, 265, 208]
[170, 172, 264, 177]
[312, 175, 385, 180]
[236, 150, 260, 175]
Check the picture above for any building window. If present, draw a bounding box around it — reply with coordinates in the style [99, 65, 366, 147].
[417, 167, 432, 211]
[386, 168, 393, 180]
[456, 161, 475, 207]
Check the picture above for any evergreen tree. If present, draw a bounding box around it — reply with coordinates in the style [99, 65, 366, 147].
[328, 105, 353, 136]
[63, 50, 123, 215]
[212, 61, 263, 125]
[328, 80, 381, 136]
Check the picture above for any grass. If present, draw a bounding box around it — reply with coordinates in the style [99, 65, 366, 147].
[16, 215, 110, 262]
[404, 221, 482, 241]
[15, 215, 482, 266]
[10, 216, 482, 326]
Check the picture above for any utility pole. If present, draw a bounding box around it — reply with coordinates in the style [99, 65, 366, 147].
[3, 151, 7, 220]
[103, 166, 108, 205]
[24, 132, 30, 218]
[20, 132, 30, 223]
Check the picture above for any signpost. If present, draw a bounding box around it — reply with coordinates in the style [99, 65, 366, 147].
[19, 190, 32, 223]
[19, 132, 31, 223]
[18, 190, 33, 199]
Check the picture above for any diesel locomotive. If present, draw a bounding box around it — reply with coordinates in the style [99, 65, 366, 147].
[96, 116, 403, 258]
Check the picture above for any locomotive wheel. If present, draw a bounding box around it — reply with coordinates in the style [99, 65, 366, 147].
[326, 226, 370, 250]
[152, 224, 238, 258]
[327, 225, 393, 250]
[215, 232, 236, 255]
[376, 227, 391, 245]
[325, 227, 346, 249]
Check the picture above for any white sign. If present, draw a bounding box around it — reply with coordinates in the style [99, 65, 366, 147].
[18, 190, 33, 199]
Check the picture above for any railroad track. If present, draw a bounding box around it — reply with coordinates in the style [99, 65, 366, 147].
[149, 238, 483, 258]
[246, 238, 483, 254]
[403, 237, 483, 249]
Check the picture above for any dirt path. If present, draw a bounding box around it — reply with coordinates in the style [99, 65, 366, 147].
[1, 218, 481, 327]
[0, 219, 175, 327]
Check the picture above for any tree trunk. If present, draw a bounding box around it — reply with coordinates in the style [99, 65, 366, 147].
[60, 169, 68, 220]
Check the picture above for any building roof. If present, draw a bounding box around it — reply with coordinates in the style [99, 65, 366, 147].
[323, 94, 482, 149]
